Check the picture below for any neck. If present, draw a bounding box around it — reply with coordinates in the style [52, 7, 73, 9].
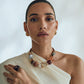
[31, 41, 53, 59]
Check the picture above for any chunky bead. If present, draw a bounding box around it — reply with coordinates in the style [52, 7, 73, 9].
[47, 60, 52, 64]
[41, 62, 47, 68]
[48, 56, 53, 60]
[29, 48, 55, 68]
[29, 54, 33, 59]
[33, 62, 38, 67]
[31, 60, 35, 64]
[51, 52, 56, 56]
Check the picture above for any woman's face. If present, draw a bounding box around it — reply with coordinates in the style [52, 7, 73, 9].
[24, 2, 58, 44]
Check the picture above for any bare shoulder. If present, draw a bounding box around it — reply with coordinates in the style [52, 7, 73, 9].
[64, 53, 84, 84]
[63, 53, 84, 70]
[55, 50, 84, 75]
[64, 53, 84, 68]
[55, 50, 84, 83]
[55, 50, 83, 63]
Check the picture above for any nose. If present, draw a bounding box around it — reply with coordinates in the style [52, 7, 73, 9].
[40, 26, 47, 30]
[39, 19, 47, 30]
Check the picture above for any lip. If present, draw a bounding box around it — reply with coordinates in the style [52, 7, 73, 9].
[37, 32, 49, 37]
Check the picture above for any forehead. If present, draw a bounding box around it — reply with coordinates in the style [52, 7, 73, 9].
[28, 2, 54, 16]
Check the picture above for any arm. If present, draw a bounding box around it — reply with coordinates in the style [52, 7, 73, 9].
[70, 56, 84, 84]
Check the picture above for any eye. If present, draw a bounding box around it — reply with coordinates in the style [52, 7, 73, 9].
[46, 18, 53, 21]
[30, 18, 38, 22]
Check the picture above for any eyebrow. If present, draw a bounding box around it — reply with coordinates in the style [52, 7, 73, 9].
[29, 13, 54, 17]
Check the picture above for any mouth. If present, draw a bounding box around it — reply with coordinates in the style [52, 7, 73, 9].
[37, 32, 49, 37]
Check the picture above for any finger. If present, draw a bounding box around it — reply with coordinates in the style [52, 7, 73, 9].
[8, 64, 21, 72]
[8, 64, 15, 67]
[7, 78, 13, 84]
[6, 64, 16, 75]
[7, 78, 18, 84]
[3, 72, 15, 80]
[3, 72, 19, 84]
[4, 65, 23, 78]
[4, 65, 18, 76]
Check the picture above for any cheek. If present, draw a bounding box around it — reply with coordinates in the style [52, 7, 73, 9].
[50, 21, 56, 27]
[48, 22, 56, 37]
[28, 24, 37, 35]
[48, 22, 56, 31]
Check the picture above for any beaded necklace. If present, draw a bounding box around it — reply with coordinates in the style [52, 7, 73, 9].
[29, 48, 56, 68]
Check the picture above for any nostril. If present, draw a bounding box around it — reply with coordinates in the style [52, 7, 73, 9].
[40, 27, 42, 30]
[40, 26, 47, 30]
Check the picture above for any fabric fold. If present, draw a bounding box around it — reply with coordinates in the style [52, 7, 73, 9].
[0, 51, 71, 84]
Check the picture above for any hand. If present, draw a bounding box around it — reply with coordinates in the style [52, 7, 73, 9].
[3, 64, 32, 84]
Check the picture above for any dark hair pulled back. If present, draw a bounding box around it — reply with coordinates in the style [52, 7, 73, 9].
[25, 0, 56, 22]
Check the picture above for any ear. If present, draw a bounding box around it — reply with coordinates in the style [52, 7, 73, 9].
[23, 22, 29, 33]
[55, 20, 58, 31]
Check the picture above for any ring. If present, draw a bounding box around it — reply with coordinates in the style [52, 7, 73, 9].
[13, 65, 20, 71]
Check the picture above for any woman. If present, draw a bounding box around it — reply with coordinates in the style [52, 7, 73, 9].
[0, 0, 84, 84]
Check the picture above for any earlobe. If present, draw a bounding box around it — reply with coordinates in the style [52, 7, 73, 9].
[24, 22, 27, 32]
[56, 20, 58, 30]
[23, 22, 30, 36]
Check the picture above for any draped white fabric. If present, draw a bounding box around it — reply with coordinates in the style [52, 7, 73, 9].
[0, 0, 84, 63]
[0, 51, 71, 84]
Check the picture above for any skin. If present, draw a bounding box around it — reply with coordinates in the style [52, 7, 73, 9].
[4, 2, 84, 84]
[24, 2, 58, 59]
[3, 64, 32, 84]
